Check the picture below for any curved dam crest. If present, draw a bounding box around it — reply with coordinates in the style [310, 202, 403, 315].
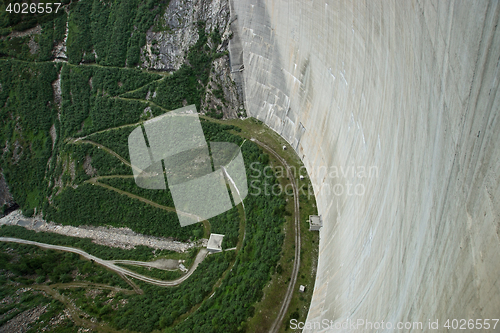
[229, 0, 500, 331]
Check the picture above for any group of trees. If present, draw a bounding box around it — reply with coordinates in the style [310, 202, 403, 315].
[45, 183, 202, 241]
[86, 125, 135, 162]
[1, 242, 125, 287]
[209, 207, 240, 249]
[0, 239, 129, 287]
[60, 63, 161, 137]
[200, 119, 243, 143]
[114, 251, 233, 332]
[0, 240, 128, 331]
[66, 0, 163, 67]
[1, 4, 294, 331]
[13, 139, 288, 333]
[0, 0, 69, 37]
[0, 0, 67, 61]
[1, 0, 165, 67]
[169, 142, 287, 333]
[99, 177, 176, 208]
[0, 60, 59, 214]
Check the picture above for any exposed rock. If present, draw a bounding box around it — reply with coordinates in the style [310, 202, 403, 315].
[201, 55, 244, 119]
[52, 73, 62, 123]
[2, 25, 41, 40]
[0, 210, 208, 252]
[0, 304, 48, 333]
[0, 172, 14, 209]
[82, 156, 97, 177]
[53, 20, 68, 61]
[49, 124, 57, 150]
[11, 140, 22, 164]
[141, 0, 230, 71]
[28, 36, 39, 54]
[142, 106, 153, 119]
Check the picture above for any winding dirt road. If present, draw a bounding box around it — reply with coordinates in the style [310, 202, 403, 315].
[0, 237, 207, 287]
[250, 139, 301, 333]
[67, 138, 205, 225]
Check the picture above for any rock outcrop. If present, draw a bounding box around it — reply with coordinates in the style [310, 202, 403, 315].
[141, 0, 230, 71]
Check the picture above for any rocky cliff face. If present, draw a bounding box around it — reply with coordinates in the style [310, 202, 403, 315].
[141, 0, 230, 72]
[141, 0, 243, 119]
[201, 55, 245, 119]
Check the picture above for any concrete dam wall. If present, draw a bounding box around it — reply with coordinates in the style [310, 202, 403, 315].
[229, 0, 500, 331]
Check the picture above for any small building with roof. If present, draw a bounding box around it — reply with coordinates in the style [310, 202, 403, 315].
[309, 215, 323, 231]
[207, 233, 225, 253]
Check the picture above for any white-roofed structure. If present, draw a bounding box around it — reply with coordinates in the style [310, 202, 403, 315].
[308, 215, 322, 231]
[207, 233, 224, 253]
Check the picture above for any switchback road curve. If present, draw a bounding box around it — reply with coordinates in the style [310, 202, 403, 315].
[0, 237, 207, 287]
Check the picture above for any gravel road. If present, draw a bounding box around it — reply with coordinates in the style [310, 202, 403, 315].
[0, 237, 208, 287]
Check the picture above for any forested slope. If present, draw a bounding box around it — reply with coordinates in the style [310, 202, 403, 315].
[0, 0, 233, 240]
[0, 1, 304, 332]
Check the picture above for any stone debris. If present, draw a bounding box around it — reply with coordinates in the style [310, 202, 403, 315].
[42, 311, 68, 331]
[0, 210, 207, 253]
[0, 304, 48, 333]
[0, 172, 14, 209]
[51, 74, 62, 114]
[1, 25, 41, 40]
[28, 36, 39, 54]
[53, 20, 68, 61]
[85, 289, 102, 300]
[141, 0, 230, 71]
[82, 155, 97, 176]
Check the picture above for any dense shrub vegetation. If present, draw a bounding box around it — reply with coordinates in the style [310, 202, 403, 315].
[0, 0, 69, 37]
[66, 0, 164, 66]
[45, 183, 202, 241]
[0, 60, 58, 214]
[60, 63, 161, 137]
[169, 142, 287, 333]
[0, 2, 296, 331]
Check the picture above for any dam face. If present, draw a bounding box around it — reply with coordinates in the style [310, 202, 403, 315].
[229, 0, 500, 331]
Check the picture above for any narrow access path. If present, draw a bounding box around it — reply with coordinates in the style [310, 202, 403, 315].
[67, 139, 206, 224]
[111, 259, 179, 270]
[32, 284, 121, 333]
[116, 96, 171, 114]
[86, 176, 203, 223]
[73, 121, 142, 141]
[250, 139, 301, 333]
[68, 139, 134, 170]
[47, 281, 137, 295]
[0, 237, 208, 287]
